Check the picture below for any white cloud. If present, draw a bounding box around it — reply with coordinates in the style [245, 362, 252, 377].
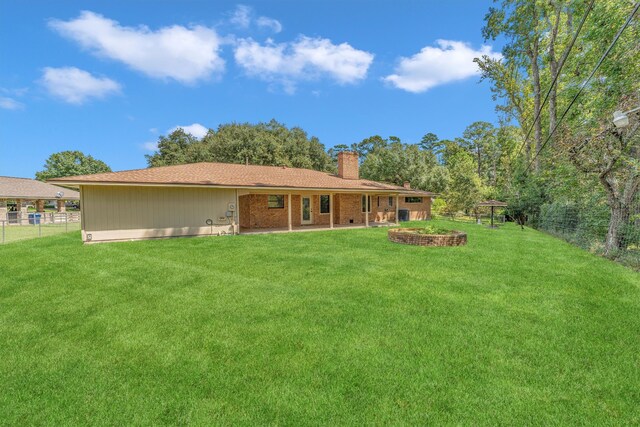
[234, 36, 373, 91]
[229, 5, 252, 29]
[142, 141, 158, 151]
[383, 40, 502, 93]
[229, 5, 282, 33]
[0, 97, 24, 110]
[256, 16, 282, 33]
[169, 123, 208, 139]
[1, 87, 29, 97]
[41, 67, 121, 104]
[49, 11, 225, 84]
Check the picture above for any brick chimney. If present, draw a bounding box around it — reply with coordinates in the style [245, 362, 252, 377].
[338, 151, 359, 179]
[403, 181, 411, 189]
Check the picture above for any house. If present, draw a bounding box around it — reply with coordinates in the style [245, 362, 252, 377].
[49, 152, 434, 243]
[0, 176, 80, 221]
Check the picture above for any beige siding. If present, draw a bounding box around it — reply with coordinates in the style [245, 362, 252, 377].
[81, 185, 236, 242]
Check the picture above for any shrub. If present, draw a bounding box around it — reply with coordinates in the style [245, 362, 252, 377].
[417, 225, 453, 235]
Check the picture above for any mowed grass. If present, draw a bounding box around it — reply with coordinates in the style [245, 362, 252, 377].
[1, 222, 81, 243]
[0, 220, 638, 425]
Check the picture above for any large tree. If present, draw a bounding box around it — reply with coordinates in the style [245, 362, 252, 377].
[35, 151, 111, 181]
[146, 120, 334, 172]
[478, 0, 640, 258]
[461, 121, 496, 180]
[443, 151, 485, 216]
[565, 98, 640, 254]
[478, 0, 547, 169]
[359, 136, 448, 193]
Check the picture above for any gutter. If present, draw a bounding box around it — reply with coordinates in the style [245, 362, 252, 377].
[46, 180, 435, 195]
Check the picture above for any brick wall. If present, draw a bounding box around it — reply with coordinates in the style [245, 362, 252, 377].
[312, 194, 331, 225]
[399, 196, 431, 220]
[335, 193, 365, 225]
[388, 228, 466, 246]
[338, 152, 359, 179]
[239, 194, 300, 229]
[240, 193, 334, 229]
[239, 192, 432, 229]
[372, 195, 396, 222]
[239, 195, 251, 228]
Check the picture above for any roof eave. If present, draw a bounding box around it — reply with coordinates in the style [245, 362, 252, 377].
[47, 180, 428, 194]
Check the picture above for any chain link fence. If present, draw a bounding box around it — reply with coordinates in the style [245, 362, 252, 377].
[534, 201, 640, 269]
[1, 212, 81, 244]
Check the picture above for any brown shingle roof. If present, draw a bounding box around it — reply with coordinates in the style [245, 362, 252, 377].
[0, 176, 80, 200]
[49, 162, 435, 195]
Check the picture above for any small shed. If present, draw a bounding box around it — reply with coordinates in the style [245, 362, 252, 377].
[0, 176, 80, 220]
[477, 200, 508, 228]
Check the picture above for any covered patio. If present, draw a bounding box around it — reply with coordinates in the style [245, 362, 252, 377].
[237, 190, 405, 233]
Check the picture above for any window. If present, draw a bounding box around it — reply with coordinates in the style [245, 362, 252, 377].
[389, 196, 394, 207]
[361, 195, 371, 213]
[404, 197, 423, 203]
[268, 195, 284, 208]
[377, 196, 380, 208]
[320, 195, 330, 214]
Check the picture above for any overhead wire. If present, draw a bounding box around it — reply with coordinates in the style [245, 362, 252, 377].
[511, 0, 596, 165]
[524, 1, 640, 174]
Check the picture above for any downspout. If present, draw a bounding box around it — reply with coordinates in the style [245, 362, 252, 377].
[235, 189, 240, 235]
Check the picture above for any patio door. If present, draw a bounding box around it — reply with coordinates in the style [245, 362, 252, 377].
[301, 196, 313, 225]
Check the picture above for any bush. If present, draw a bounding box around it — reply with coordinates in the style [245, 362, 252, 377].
[432, 198, 447, 216]
[417, 225, 453, 235]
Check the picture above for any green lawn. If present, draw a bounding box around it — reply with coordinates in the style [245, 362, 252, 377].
[1, 222, 81, 244]
[0, 221, 638, 425]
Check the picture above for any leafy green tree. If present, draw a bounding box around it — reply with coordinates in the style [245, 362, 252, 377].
[146, 119, 334, 172]
[36, 151, 111, 180]
[419, 133, 439, 151]
[461, 121, 496, 180]
[444, 151, 484, 217]
[419, 132, 450, 165]
[359, 137, 448, 192]
[441, 138, 469, 166]
[478, 0, 640, 257]
[146, 129, 205, 167]
[351, 135, 390, 161]
[560, 1, 640, 254]
[478, 0, 542, 168]
[327, 144, 351, 163]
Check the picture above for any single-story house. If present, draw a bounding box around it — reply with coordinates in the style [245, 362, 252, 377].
[0, 176, 80, 220]
[49, 152, 434, 243]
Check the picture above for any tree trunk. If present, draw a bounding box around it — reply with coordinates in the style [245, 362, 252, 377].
[547, 5, 562, 145]
[527, 38, 542, 172]
[492, 158, 497, 186]
[548, 59, 558, 141]
[605, 201, 630, 255]
[600, 171, 638, 255]
[531, 44, 542, 172]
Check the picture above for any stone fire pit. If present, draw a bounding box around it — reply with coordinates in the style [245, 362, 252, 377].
[388, 228, 467, 247]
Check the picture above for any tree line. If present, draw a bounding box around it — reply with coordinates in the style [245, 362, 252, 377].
[476, 0, 639, 256]
[144, 118, 516, 218]
[35, 0, 639, 262]
[37, 118, 513, 223]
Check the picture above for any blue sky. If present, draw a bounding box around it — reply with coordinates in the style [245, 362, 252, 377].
[0, 0, 503, 178]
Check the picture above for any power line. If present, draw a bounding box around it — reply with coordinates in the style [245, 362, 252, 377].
[512, 0, 595, 164]
[524, 0, 640, 174]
